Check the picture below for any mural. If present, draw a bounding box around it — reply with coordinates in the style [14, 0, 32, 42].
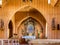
[19, 17, 44, 39]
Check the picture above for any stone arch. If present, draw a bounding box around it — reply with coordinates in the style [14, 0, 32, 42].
[7, 5, 47, 38]
[17, 16, 43, 30]
[8, 5, 47, 24]
[17, 16, 45, 39]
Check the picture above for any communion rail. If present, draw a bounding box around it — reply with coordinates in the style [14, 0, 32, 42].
[29, 39, 60, 45]
[0, 39, 60, 45]
[0, 39, 20, 45]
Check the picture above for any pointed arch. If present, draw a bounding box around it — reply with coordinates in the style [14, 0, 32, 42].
[8, 5, 46, 24]
[7, 5, 47, 39]
[17, 16, 43, 30]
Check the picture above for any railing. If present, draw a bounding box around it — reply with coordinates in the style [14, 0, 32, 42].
[0, 39, 60, 45]
[0, 39, 19, 45]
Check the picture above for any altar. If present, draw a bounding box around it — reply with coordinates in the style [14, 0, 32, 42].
[29, 39, 60, 45]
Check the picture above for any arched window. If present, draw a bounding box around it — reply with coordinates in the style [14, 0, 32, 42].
[8, 20, 13, 38]
[20, 17, 43, 39]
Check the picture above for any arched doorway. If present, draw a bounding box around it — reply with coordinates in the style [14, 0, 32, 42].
[8, 20, 13, 38]
[8, 6, 46, 39]
[18, 17, 44, 39]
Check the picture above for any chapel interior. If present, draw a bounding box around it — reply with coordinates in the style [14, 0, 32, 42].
[0, 0, 60, 45]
